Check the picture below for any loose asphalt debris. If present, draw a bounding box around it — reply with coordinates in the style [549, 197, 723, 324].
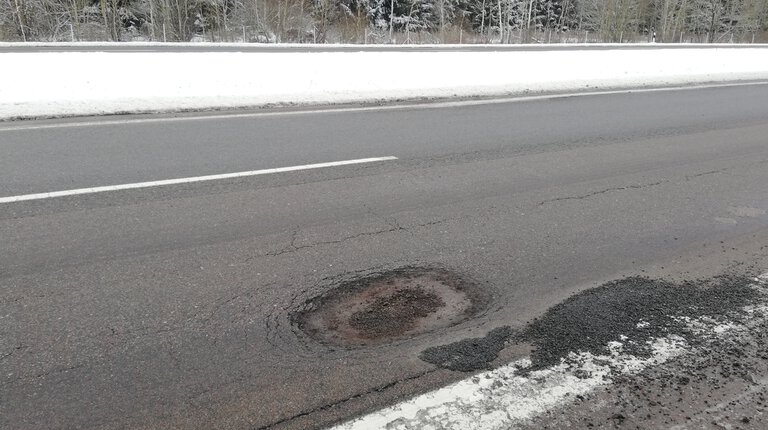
[526, 277, 768, 429]
[418, 273, 759, 374]
[518, 273, 759, 371]
[420, 326, 514, 372]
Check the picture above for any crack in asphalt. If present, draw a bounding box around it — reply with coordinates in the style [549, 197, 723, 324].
[264, 227, 404, 257]
[97, 325, 180, 343]
[538, 160, 768, 207]
[255, 369, 438, 430]
[683, 167, 734, 180]
[538, 180, 669, 206]
[196, 294, 243, 325]
[1, 363, 86, 390]
[0, 344, 25, 362]
[35, 363, 85, 379]
[256, 218, 449, 259]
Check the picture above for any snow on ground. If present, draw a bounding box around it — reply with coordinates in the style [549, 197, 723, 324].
[333, 337, 689, 430]
[2, 45, 768, 120]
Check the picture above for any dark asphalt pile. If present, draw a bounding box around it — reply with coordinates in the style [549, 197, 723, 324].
[418, 272, 761, 375]
[419, 326, 514, 372]
[526, 291, 768, 429]
[349, 287, 445, 339]
[519, 273, 759, 370]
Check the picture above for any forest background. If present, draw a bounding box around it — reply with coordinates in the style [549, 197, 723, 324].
[2, 0, 767, 45]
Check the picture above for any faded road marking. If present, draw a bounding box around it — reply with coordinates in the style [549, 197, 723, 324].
[727, 206, 767, 218]
[0, 156, 398, 203]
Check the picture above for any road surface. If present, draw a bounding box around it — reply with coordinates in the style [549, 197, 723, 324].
[2, 83, 768, 429]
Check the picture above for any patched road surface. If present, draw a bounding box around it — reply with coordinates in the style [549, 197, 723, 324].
[2, 84, 768, 429]
[338, 272, 768, 429]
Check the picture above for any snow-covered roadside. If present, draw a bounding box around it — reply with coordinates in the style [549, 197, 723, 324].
[333, 337, 689, 430]
[2, 46, 768, 120]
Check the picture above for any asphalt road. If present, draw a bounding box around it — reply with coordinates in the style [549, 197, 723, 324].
[2, 83, 768, 429]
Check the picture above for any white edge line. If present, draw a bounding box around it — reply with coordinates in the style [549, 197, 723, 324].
[0, 156, 398, 204]
[2, 81, 767, 132]
[331, 337, 690, 430]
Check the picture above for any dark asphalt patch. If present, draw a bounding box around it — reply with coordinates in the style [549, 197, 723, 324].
[418, 273, 759, 375]
[419, 326, 514, 372]
[525, 285, 768, 429]
[293, 267, 487, 347]
[519, 273, 758, 370]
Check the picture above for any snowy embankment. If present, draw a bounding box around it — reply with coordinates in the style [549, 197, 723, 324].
[2, 44, 768, 120]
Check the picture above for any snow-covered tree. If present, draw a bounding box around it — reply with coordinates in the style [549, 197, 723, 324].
[1, 0, 764, 42]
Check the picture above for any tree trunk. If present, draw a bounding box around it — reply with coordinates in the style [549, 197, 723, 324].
[389, 0, 394, 42]
[439, 0, 444, 42]
[497, 0, 502, 43]
[70, 0, 80, 41]
[526, 0, 535, 42]
[10, 0, 26, 41]
[479, 0, 485, 40]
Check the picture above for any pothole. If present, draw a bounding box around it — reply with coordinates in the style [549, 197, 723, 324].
[294, 267, 486, 347]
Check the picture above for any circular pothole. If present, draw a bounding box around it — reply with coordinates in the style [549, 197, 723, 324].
[294, 267, 486, 347]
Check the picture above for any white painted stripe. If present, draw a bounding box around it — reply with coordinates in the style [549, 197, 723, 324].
[1, 81, 766, 132]
[333, 338, 689, 430]
[0, 156, 397, 204]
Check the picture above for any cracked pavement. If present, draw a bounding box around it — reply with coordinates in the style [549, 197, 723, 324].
[2, 84, 768, 429]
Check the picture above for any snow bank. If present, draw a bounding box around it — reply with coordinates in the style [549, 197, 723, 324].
[2, 45, 768, 120]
